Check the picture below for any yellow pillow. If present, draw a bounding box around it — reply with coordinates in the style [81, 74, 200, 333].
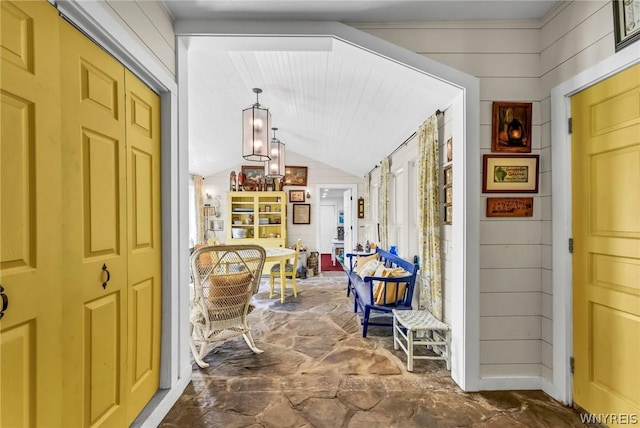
[372, 266, 409, 305]
[208, 272, 253, 301]
[354, 253, 379, 273]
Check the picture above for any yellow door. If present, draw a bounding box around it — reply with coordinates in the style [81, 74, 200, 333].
[60, 19, 129, 428]
[124, 70, 162, 423]
[0, 1, 63, 426]
[572, 63, 640, 424]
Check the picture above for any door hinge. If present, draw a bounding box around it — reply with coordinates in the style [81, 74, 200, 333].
[568, 117, 573, 134]
[570, 356, 575, 374]
[568, 238, 574, 254]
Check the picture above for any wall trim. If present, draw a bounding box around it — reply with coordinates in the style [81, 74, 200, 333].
[550, 41, 640, 404]
[478, 376, 542, 391]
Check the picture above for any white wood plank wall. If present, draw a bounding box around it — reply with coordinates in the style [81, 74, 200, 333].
[353, 0, 615, 386]
[103, 0, 175, 77]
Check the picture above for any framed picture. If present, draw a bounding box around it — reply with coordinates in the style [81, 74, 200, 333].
[212, 219, 224, 231]
[289, 189, 305, 202]
[483, 155, 539, 193]
[443, 165, 452, 185]
[443, 165, 452, 225]
[283, 165, 308, 186]
[292, 203, 310, 224]
[486, 197, 534, 217]
[613, 0, 640, 52]
[357, 197, 365, 219]
[241, 165, 265, 187]
[491, 102, 532, 153]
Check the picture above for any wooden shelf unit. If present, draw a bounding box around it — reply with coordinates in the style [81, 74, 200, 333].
[227, 191, 287, 248]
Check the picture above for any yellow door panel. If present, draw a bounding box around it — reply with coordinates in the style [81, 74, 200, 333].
[1, 0, 34, 73]
[60, 19, 128, 428]
[590, 147, 640, 237]
[0, 322, 35, 427]
[83, 130, 122, 255]
[85, 295, 122, 427]
[1, 1, 62, 426]
[572, 62, 640, 425]
[124, 69, 161, 423]
[591, 304, 640, 407]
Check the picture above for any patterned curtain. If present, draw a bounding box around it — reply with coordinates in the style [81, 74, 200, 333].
[378, 157, 390, 249]
[193, 175, 205, 243]
[417, 115, 442, 319]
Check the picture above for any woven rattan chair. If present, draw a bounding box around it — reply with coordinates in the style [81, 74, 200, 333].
[189, 244, 266, 368]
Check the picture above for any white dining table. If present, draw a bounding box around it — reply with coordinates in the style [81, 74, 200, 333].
[263, 247, 297, 303]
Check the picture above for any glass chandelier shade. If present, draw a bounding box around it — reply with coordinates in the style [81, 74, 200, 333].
[242, 88, 271, 161]
[265, 128, 285, 178]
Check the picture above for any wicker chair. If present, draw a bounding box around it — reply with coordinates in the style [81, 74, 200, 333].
[189, 245, 266, 368]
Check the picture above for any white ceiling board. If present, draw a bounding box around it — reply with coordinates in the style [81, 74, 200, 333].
[187, 35, 457, 177]
[164, 1, 560, 23]
[170, 1, 552, 177]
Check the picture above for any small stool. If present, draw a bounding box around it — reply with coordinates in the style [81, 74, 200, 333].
[392, 309, 451, 371]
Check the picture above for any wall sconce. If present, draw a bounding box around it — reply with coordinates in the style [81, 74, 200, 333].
[306, 189, 311, 199]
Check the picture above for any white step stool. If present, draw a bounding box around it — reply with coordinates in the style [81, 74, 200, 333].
[392, 309, 451, 371]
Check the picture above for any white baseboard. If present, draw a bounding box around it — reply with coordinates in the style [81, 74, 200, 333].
[478, 376, 541, 391]
[132, 364, 193, 428]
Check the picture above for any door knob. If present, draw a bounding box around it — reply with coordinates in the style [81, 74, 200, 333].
[0, 285, 8, 319]
[102, 264, 111, 289]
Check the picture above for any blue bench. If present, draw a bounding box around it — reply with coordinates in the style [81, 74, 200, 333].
[343, 248, 418, 337]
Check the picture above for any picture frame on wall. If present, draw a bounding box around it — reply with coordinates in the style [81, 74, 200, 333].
[289, 189, 305, 203]
[212, 219, 224, 231]
[482, 154, 539, 193]
[613, 0, 640, 52]
[491, 102, 532, 153]
[283, 165, 308, 186]
[241, 165, 265, 188]
[292, 203, 311, 224]
[486, 197, 534, 217]
[240, 165, 275, 191]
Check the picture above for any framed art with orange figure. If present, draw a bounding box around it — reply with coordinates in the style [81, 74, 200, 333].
[491, 102, 532, 153]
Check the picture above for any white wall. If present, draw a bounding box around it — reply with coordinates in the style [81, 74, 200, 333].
[202, 151, 364, 251]
[102, 1, 175, 78]
[354, 0, 618, 393]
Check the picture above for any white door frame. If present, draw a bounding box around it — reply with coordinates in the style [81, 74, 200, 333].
[314, 184, 357, 253]
[550, 44, 640, 404]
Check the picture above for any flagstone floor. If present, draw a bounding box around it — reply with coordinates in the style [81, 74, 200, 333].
[160, 272, 593, 428]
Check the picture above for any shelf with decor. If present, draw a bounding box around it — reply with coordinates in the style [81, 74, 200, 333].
[227, 191, 287, 248]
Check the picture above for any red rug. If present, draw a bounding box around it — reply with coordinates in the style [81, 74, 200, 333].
[321, 253, 343, 271]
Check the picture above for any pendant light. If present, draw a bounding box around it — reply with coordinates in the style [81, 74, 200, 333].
[265, 127, 285, 178]
[242, 88, 271, 161]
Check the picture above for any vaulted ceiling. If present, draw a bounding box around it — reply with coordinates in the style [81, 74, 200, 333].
[164, 1, 559, 177]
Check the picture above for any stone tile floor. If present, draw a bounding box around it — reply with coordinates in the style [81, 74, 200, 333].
[161, 272, 594, 427]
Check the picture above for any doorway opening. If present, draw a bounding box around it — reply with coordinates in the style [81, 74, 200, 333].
[315, 184, 357, 272]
